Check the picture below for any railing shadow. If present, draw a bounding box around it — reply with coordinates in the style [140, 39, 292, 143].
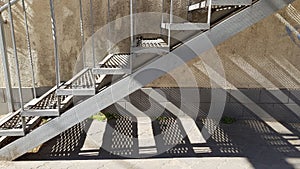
[16, 89, 300, 169]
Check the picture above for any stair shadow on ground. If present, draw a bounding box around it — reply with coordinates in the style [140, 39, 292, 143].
[16, 89, 300, 169]
[17, 106, 300, 169]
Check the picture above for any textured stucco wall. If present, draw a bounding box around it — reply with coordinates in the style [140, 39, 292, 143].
[0, 0, 83, 87]
[0, 0, 116, 87]
[0, 0, 167, 87]
[0, 0, 299, 89]
[148, 1, 300, 89]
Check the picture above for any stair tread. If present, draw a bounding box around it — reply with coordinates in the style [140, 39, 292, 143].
[136, 38, 168, 48]
[211, 0, 252, 6]
[57, 69, 98, 96]
[100, 53, 130, 69]
[0, 110, 39, 136]
[161, 22, 210, 30]
[93, 53, 131, 75]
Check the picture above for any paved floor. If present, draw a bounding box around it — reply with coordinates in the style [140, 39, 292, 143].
[2, 116, 300, 168]
[0, 88, 299, 168]
[0, 158, 263, 169]
[10, 90, 299, 168]
[14, 119, 300, 168]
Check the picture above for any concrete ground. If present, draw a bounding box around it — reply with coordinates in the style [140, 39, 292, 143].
[1, 88, 298, 169]
[1, 118, 299, 169]
[0, 158, 277, 169]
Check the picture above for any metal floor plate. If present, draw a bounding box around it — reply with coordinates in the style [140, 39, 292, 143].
[132, 37, 169, 54]
[161, 22, 210, 30]
[211, 0, 252, 6]
[0, 110, 40, 136]
[92, 53, 131, 75]
[57, 68, 97, 96]
[22, 86, 72, 117]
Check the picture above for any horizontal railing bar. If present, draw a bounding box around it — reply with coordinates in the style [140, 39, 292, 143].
[0, 0, 20, 13]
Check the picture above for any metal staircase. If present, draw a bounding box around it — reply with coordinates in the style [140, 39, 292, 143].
[0, 0, 294, 160]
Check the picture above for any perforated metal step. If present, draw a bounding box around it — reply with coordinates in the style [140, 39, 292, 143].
[188, 1, 207, 11]
[211, 0, 252, 6]
[57, 68, 97, 96]
[164, 1, 253, 31]
[187, 0, 252, 12]
[21, 86, 73, 117]
[161, 22, 210, 30]
[0, 109, 40, 136]
[163, 0, 212, 31]
[92, 53, 131, 75]
[132, 37, 169, 54]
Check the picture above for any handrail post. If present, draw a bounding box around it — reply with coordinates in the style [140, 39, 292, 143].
[168, 0, 173, 48]
[130, 0, 134, 72]
[79, 0, 86, 68]
[0, 15, 14, 113]
[22, 0, 37, 99]
[50, 0, 61, 112]
[89, 0, 95, 68]
[8, 0, 26, 132]
[186, 0, 190, 20]
[161, 0, 164, 35]
[207, 0, 212, 26]
[107, 0, 111, 54]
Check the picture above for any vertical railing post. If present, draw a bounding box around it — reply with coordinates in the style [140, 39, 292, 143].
[130, 0, 134, 72]
[8, 0, 26, 132]
[130, 0, 134, 48]
[168, 0, 173, 48]
[79, 0, 86, 68]
[207, 0, 212, 26]
[49, 0, 61, 112]
[186, 0, 190, 20]
[133, 0, 137, 43]
[22, 0, 36, 99]
[89, 0, 95, 68]
[161, 0, 164, 35]
[0, 16, 14, 113]
[107, 0, 111, 54]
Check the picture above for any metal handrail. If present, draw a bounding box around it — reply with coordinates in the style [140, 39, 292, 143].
[0, 0, 19, 13]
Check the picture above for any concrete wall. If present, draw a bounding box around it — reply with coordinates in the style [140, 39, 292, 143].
[117, 87, 300, 121]
[0, 0, 299, 89]
[148, 1, 300, 89]
[0, 0, 166, 87]
[2, 86, 299, 121]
